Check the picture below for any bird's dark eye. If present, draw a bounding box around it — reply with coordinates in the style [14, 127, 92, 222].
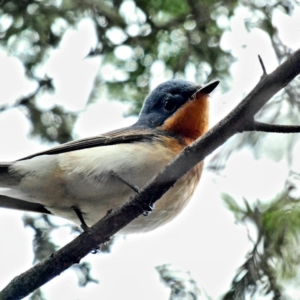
[163, 99, 176, 112]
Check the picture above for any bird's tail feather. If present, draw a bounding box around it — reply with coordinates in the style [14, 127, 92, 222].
[0, 194, 51, 215]
[0, 163, 51, 215]
[0, 162, 19, 187]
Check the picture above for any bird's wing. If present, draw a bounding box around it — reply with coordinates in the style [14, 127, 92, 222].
[19, 126, 163, 161]
[0, 126, 169, 215]
[0, 127, 180, 216]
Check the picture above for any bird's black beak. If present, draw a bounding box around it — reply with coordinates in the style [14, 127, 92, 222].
[198, 80, 220, 95]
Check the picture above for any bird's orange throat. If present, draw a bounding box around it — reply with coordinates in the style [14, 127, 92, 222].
[161, 93, 209, 144]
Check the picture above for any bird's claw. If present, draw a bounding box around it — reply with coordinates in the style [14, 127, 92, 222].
[141, 203, 155, 216]
[91, 246, 101, 254]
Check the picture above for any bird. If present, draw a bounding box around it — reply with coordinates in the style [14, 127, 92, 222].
[0, 79, 219, 234]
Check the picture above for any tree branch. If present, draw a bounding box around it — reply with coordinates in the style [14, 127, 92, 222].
[245, 121, 300, 133]
[1, 48, 300, 300]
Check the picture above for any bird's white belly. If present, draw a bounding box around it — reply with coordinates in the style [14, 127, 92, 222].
[2, 141, 202, 233]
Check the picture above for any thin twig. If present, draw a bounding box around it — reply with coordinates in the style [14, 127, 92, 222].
[258, 55, 267, 78]
[245, 121, 300, 133]
[0, 77, 53, 112]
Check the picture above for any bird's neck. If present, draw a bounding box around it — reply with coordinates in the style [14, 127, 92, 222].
[160, 94, 210, 144]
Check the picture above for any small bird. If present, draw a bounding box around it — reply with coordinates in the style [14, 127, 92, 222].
[0, 79, 219, 234]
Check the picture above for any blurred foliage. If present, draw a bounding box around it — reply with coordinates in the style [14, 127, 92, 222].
[72, 262, 99, 286]
[0, 0, 236, 142]
[1, 0, 298, 149]
[22, 214, 59, 262]
[222, 182, 300, 300]
[156, 264, 203, 300]
[29, 288, 47, 300]
[23, 214, 98, 291]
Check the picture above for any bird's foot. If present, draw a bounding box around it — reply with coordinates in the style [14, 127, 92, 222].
[142, 203, 155, 216]
[72, 206, 89, 231]
[72, 206, 101, 254]
[134, 201, 155, 216]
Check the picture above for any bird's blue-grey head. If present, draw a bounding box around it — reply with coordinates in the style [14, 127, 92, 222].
[135, 79, 201, 128]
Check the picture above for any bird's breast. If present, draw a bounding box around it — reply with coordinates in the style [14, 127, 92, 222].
[121, 161, 203, 234]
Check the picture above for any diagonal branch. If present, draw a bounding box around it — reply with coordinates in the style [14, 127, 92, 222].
[1, 48, 300, 300]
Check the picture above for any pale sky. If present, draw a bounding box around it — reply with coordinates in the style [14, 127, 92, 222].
[0, 5, 300, 300]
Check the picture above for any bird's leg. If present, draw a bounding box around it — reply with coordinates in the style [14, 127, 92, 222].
[110, 171, 140, 194]
[110, 171, 154, 216]
[72, 206, 100, 254]
[72, 206, 89, 231]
